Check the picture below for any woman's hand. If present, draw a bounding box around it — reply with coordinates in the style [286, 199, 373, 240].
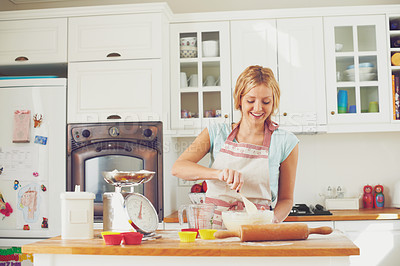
[218, 168, 244, 192]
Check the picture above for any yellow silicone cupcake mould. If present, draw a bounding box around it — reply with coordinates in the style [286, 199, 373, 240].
[198, 229, 217, 240]
[178, 231, 197, 243]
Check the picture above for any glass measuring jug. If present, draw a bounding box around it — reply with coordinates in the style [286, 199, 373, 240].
[178, 203, 215, 229]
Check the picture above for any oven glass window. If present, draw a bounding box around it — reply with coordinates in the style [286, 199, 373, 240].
[85, 155, 144, 203]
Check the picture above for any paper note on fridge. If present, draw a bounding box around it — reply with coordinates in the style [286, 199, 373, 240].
[0, 147, 36, 180]
[12, 110, 31, 143]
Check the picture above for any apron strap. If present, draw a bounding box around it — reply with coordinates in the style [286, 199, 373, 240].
[227, 120, 279, 147]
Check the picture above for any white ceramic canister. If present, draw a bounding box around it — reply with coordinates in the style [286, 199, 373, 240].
[60, 185, 95, 239]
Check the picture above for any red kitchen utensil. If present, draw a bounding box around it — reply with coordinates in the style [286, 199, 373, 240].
[121, 232, 143, 245]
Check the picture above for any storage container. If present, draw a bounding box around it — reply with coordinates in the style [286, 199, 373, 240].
[60, 185, 95, 239]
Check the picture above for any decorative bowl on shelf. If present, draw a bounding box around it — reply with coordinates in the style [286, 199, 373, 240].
[180, 46, 197, 58]
[180, 37, 197, 47]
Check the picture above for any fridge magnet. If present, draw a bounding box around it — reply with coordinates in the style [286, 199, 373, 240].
[41, 184, 47, 192]
[41, 217, 48, 228]
[0, 192, 13, 218]
[23, 224, 30, 230]
[12, 110, 31, 143]
[374, 185, 385, 208]
[17, 184, 40, 223]
[34, 135, 47, 145]
[33, 113, 43, 128]
[14, 180, 20, 190]
[33, 171, 39, 177]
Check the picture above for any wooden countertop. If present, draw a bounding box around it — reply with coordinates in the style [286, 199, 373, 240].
[164, 208, 400, 223]
[22, 229, 359, 257]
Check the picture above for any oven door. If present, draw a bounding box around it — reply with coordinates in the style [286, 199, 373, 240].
[68, 141, 161, 221]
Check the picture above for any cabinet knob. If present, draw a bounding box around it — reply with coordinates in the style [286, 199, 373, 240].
[15, 56, 28, 61]
[224, 114, 229, 118]
[106, 52, 121, 58]
[283, 112, 288, 116]
[331, 111, 335, 115]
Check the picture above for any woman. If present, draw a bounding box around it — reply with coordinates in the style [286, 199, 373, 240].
[172, 65, 299, 227]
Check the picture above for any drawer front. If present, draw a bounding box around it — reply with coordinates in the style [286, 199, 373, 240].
[67, 59, 162, 123]
[68, 13, 162, 62]
[335, 220, 400, 232]
[0, 18, 67, 65]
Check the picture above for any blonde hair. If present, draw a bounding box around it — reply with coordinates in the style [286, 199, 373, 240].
[233, 65, 280, 122]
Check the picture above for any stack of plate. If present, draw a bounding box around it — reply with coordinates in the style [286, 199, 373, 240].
[344, 63, 376, 81]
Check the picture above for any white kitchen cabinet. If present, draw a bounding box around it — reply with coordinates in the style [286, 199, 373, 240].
[170, 22, 231, 131]
[67, 60, 162, 123]
[324, 15, 390, 126]
[230, 19, 278, 123]
[335, 220, 400, 266]
[68, 13, 162, 62]
[0, 18, 67, 65]
[276, 17, 326, 133]
[230, 17, 326, 133]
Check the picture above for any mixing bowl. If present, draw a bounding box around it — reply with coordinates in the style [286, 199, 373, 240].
[222, 210, 274, 231]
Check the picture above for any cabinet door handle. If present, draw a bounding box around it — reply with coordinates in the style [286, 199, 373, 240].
[224, 114, 229, 118]
[15, 56, 29, 61]
[106, 52, 121, 58]
[283, 112, 288, 116]
[107, 115, 122, 120]
[331, 111, 335, 115]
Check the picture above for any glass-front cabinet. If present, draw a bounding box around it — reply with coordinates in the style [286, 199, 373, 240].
[324, 15, 389, 125]
[170, 22, 231, 131]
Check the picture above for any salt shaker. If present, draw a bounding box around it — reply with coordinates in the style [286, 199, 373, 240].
[337, 186, 344, 198]
[327, 186, 333, 199]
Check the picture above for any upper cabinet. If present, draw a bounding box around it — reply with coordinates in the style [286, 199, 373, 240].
[170, 22, 231, 130]
[230, 19, 278, 123]
[230, 17, 326, 133]
[276, 17, 326, 133]
[67, 12, 167, 124]
[324, 15, 390, 125]
[0, 18, 67, 65]
[68, 13, 162, 62]
[67, 60, 162, 123]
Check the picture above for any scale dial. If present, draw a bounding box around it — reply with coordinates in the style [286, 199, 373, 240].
[124, 193, 159, 234]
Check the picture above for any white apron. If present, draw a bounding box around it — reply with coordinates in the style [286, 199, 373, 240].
[205, 121, 278, 228]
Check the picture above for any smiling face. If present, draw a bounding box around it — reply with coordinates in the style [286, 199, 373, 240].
[241, 84, 273, 126]
[233, 66, 280, 124]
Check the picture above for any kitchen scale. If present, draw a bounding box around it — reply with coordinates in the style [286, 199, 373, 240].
[102, 170, 160, 239]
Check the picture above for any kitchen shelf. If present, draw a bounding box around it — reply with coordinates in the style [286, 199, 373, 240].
[388, 15, 400, 122]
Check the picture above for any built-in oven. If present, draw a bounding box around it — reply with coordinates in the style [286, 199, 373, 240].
[66, 122, 163, 222]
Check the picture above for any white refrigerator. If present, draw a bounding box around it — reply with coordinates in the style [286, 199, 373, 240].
[0, 78, 66, 248]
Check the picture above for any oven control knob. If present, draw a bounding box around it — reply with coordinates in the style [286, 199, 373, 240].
[82, 129, 90, 138]
[143, 128, 153, 138]
[108, 126, 120, 137]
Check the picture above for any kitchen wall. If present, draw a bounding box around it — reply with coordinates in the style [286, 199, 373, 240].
[164, 131, 400, 216]
[1, 0, 400, 12]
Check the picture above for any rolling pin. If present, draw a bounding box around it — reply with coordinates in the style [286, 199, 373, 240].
[214, 223, 333, 242]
